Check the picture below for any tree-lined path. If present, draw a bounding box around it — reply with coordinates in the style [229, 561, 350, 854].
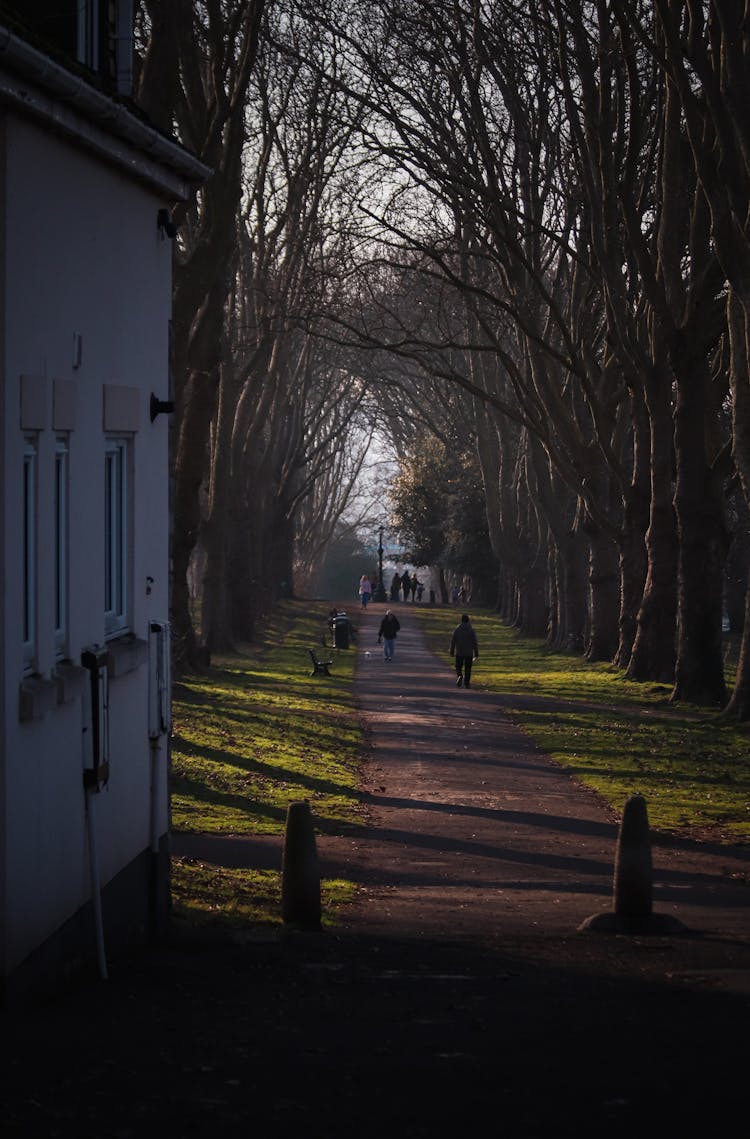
[175, 601, 750, 946]
[138, 4, 750, 719]
[339, 604, 750, 948]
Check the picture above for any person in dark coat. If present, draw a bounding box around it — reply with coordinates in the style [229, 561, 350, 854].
[449, 613, 479, 688]
[377, 609, 401, 660]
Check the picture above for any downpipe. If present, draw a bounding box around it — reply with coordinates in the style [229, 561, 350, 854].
[148, 621, 172, 939]
[81, 647, 110, 982]
[85, 786, 108, 981]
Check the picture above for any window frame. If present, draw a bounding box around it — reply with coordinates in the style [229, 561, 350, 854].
[54, 436, 70, 658]
[77, 1, 100, 71]
[104, 436, 131, 639]
[22, 435, 37, 670]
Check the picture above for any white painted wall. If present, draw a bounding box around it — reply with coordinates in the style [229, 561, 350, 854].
[1, 113, 174, 974]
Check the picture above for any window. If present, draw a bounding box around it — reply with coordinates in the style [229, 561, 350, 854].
[55, 437, 69, 657]
[23, 437, 37, 669]
[23, 3, 126, 91]
[104, 437, 130, 637]
[78, 1, 100, 71]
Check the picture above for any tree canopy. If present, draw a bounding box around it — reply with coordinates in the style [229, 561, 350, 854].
[135, 1, 750, 718]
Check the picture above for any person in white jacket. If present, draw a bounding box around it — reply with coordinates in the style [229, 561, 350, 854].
[450, 613, 479, 688]
[358, 574, 372, 607]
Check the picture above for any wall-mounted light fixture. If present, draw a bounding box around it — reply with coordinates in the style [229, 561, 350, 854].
[157, 208, 178, 240]
[150, 393, 175, 421]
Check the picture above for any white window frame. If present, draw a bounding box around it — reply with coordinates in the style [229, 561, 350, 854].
[104, 437, 131, 638]
[55, 436, 70, 657]
[77, 1, 100, 71]
[23, 436, 37, 670]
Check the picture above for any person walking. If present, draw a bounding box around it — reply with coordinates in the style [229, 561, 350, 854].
[450, 613, 479, 688]
[358, 574, 372, 607]
[377, 609, 401, 661]
[390, 572, 401, 602]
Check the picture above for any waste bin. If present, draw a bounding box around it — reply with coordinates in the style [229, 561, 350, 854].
[333, 615, 350, 649]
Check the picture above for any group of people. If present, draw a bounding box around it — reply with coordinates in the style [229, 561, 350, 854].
[356, 568, 478, 686]
[359, 570, 424, 606]
[375, 607, 479, 687]
[360, 572, 471, 609]
[451, 582, 471, 605]
[389, 570, 423, 603]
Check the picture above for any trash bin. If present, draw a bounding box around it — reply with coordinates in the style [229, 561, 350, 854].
[333, 615, 350, 649]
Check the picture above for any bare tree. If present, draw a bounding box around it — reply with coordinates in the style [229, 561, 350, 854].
[198, 0, 381, 648]
[640, 0, 750, 714]
[136, 0, 265, 667]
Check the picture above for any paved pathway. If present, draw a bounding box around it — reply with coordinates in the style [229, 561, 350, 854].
[340, 602, 618, 937]
[336, 603, 750, 949]
[177, 601, 750, 956]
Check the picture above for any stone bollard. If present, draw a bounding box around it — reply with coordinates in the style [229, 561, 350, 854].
[579, 793, 688, 935]
[281, 800, 321, 929]
[613, 793, 652, 926]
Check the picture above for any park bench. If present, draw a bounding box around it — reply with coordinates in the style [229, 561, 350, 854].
[308, 648, 333, 676]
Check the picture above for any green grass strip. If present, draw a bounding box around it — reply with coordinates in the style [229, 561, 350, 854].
[170, 599, 364, 929]
[171, 600, 364, 836]
[413, 606, 750, 843]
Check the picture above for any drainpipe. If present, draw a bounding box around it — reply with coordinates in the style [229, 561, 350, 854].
[85, 786, 108, 981]
[81, 647, 110, 981]
[148, 622, 172, 937]
[150, 736, 161, 856]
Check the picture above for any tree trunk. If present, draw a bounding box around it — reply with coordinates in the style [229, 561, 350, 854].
[719, 289, 750, 717]
[201, 362, 237, 654]
[615, 388, 650, 670]
[439, 566, 449, 604]
[722, 577, 750, 719]
[552, 527, 588, 653]
[628, 369, 678, 683]
[586, 522, 620, 661]
[171, 368, 217, 669]
[546, 539, 559, 646]
[671, 357, 728, 706]
[518, 562, 548, 638]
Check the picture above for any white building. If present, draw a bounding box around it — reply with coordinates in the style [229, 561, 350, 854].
[0, 6, 208, 1002]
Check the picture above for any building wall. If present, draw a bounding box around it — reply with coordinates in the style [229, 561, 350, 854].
[1, 110, 173, 981]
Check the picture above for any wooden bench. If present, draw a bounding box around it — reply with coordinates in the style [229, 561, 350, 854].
[308, 649, 333, 676]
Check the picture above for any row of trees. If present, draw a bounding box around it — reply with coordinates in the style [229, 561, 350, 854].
[307, 0, 750, 717]
[134, 2, 750, 719]
[135, 0, 383, 660]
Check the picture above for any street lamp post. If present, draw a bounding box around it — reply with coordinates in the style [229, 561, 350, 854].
[373, 526, 387, 602]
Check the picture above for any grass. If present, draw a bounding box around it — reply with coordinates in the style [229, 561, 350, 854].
[171, 602, 363, 836]
[170, 859, 353, 932]
[412, 606, 750, 842]
[171, 598, 750, 932]
[170, 599, 364, 931]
